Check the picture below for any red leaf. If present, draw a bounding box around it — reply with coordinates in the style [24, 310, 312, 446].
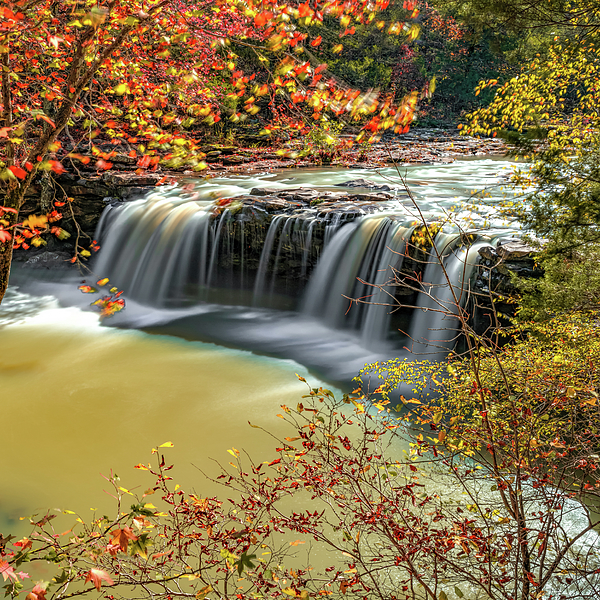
[0, 229, 12, 243]
[26, 584, 47, 600]
[96, 159, 113, 170]
[310, 36, 322, 47]
[0, 560, 18, 582]
[35, 114, 56, 129]
[8, 165, 27, 179]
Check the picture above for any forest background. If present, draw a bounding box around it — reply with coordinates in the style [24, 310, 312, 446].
[2, 0, 600, 599]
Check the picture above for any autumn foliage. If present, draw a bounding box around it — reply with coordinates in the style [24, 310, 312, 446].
[2, 347, 600, 600]
[0, 0, 432, 304]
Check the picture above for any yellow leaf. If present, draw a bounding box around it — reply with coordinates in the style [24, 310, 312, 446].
[159, 441, 174, 448]
[23, 214, 48, 228]
[351, 400, 365, 413]
[282, 588, 297, 596]
[196, 585, 213, 599]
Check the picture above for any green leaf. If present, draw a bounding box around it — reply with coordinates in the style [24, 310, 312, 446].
[53, 570, 70, 585]
[130, 533, 152, 559]
[454, 586, 464, 598]
[235, 551, 257, 576]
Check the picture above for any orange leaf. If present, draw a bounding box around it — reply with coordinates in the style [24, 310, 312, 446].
[310, 36, 322, 47]
[48, 160, 65, 174]
[254, 11, 273, 27]
[84, 569, 114, 591]
[110, 527, 138, 553]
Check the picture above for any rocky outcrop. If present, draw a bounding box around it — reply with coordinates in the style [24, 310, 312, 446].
[470, 240, 543, 335]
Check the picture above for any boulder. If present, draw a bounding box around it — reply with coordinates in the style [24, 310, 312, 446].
[496, 240, 538, 260]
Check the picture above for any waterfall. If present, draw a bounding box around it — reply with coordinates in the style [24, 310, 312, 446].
[94, 186, 489, 352]
[302, 215, 415, 345]
[252, 215, 287, 306]
[94, 193, 214, 305]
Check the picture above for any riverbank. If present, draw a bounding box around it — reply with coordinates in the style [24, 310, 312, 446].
[15, 129, 508, 262]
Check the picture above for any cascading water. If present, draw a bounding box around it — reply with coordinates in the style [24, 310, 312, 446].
[407, 233, 488, 359]
[92, 162, 521, 358]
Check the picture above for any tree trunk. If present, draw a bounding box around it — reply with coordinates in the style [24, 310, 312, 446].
[0, 188, 21, 304]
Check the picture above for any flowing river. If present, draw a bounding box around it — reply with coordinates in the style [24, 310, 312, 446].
[2, 159, 519, 537]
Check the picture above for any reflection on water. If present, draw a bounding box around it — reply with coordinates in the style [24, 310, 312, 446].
[0, 289, 338, 536]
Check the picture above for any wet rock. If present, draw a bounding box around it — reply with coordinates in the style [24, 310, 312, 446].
[349, 192, 393, 202]
[102, 172, 162, 187]
[247, 197, 300, 212]
[111, 153, 137, 165]
[250, 187, 282, 196]
[470, 239, 543, 337]
[478, 245, 498, 262]
[205, 151, 222, 162]
[335, 178, 392, 192]
[20, 251, 73, 269]
[315, 201, 380, 217]
[278, 189, 319, 203]
[222, 155, 247, 165]
[119, 186, 155, 199]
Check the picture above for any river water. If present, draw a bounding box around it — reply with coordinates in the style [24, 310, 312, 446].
[1, 159, 519, 536]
